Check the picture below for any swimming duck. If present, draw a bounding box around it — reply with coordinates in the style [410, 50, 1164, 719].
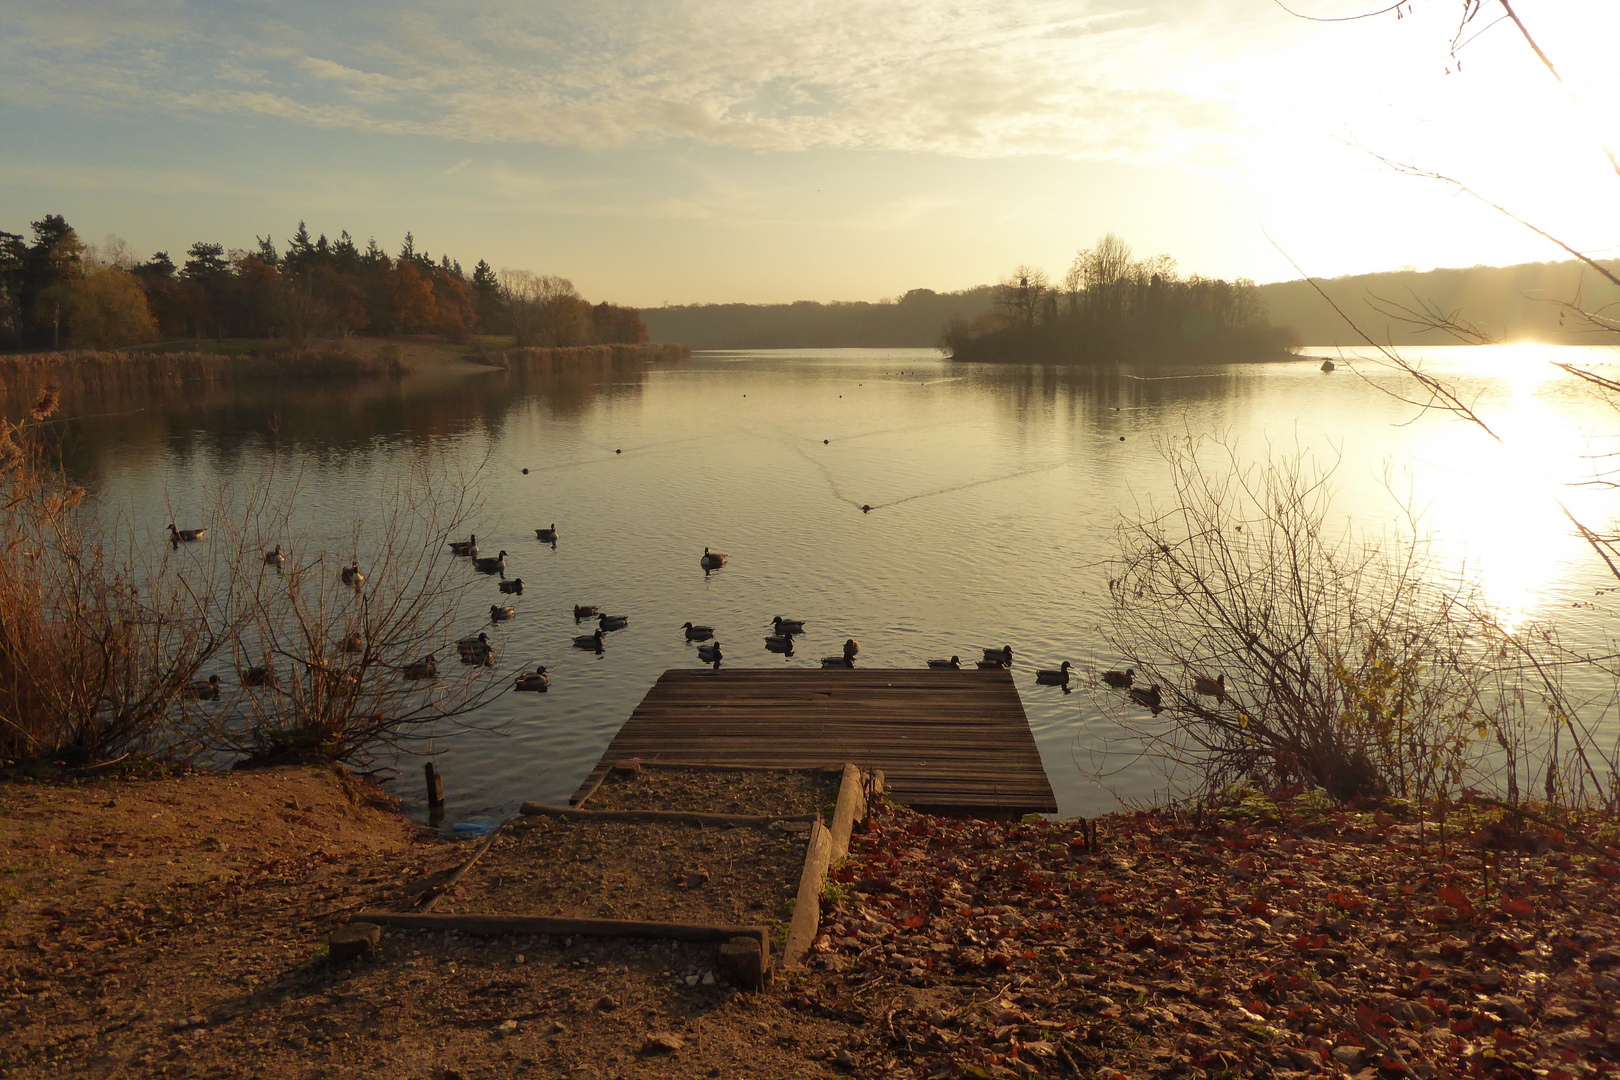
[474, 550, 508, 575]
[1035, 661, 1072, 686]
[573, 628, 606, 651]
[341, 562, 364, 588]
[338, 631, 364, 654]
[499, 578, 523, 595]
[490, 604, 515, 622]
[181, 674, 221, 700]
[457, 632, 494, 664]
[1129, 684, 1164, 714]
[927, 655, 961, 670]
[1193, 672, 1226, 701]
[700, 547, 727, 571]
[979, 645, 1014, 669]
[241, 664, 277, 688]
[696, 641, 723, 667]
[772, 616, 806, 635]
[573, 604, 599, 620]
[535, 524, 558, 543]
[403, 654, 438, 680]
[514, 665, 550, 691]
[263, 544, 285, 567]
[681, 622, 715, 641]
[448, 533, 478, 556]
[1101, 668, 1135, 689]
[765, 633, 794, 653]
[598, 613, 629, 631]
[168, 523, 206, 544]
[822, 638, 859, 668]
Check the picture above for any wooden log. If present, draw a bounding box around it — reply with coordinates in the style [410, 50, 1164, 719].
[350, 911, 768, 947]
[828, 763, 866, 862]
[783, 818, 832, 969]
[414, 820, 505, 912]
[519, 803, 817, 827]
[424, 762, 444, 808]
[718, 935, 769, 991]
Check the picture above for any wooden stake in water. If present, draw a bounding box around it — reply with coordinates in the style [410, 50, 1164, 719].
[424, 762, 445, 808]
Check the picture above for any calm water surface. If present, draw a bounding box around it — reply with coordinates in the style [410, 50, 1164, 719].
[62, 345, 1620, 823]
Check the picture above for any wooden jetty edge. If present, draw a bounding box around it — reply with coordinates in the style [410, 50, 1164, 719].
[571, 667, 1057, 816]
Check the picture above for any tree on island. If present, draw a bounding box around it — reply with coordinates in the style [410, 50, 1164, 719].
[941, 234, 1298, 364]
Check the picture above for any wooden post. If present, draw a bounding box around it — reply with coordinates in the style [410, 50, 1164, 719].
[424, 762, 444, 808]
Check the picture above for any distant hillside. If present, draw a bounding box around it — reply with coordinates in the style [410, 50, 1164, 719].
[642, 260, 1620, 350]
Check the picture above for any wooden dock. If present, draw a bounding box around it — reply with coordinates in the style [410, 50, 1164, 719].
[571, 668, 1057, 816]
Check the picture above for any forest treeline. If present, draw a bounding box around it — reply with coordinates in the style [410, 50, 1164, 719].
[0, 215, 648, 352]
[942, 235, 1297, 364]
[641, 286, 998, 349]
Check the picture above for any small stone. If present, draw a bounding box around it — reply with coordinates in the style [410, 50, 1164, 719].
[679, 869, 711, 889]
[701, 971, 715, 986]
[1331, 1046, 1365, 1068]
[515, 954, 526, 965]
[595, 995, 619, 1011]
[188, 1014, 205, 1029]
[329, 922, 382, 961]
[1590, 948, 1620, 969]
[685, 975, 700, 987]
[752, 1022, 770, 1036]
[835, 1049, 857, 1069]
[641, 1031, 685, 1055]
[547, 1021, 568, 1036]
[495, 1019, 519, 1037]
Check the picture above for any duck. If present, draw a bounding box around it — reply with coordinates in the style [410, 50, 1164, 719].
[490, 604, 515, 622]
[772, 616, 806, 635]
[448, 533, 478, 556]
[535, 524, 558, 543]
[457, 632, 494, 664]
[598, 613, 629, 631]
[341, 562, 364, 588]
[168, 523, 206, 544]
[181, 674, 221, 700]
[573, 604, 599, 620]
[240, 663, 277, 688]
[765, 633, 794, 653]
[977, 645, 1013, 669]
[263, 543, 286, 567]
[681, 622, 715, 641]
[573, 628, 606, 651]
[499, 578, 523, 595]
[696, 641, 723, 668]
[1193, 672, 1227, 701]
[338, 631, 364, 654]
[474, 550, 508, 575]
[1035, 660, 1072, 686]
[1101, 668, 1135, 689]
[514, 665, 550, 692]
[822, 638, 859, 668]
[927, 655, 961, 670]
[1129, 684, 1164, 714]
[700, 547, 727, 571]
[402, 654, 438, 680]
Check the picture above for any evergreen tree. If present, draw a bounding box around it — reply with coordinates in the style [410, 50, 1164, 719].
[255, 235, 280, 267]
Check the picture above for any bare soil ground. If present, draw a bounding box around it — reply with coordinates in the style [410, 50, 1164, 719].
[584, 766, 838, 816]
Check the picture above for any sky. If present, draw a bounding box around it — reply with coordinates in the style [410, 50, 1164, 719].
[1, 0, 1617, 305]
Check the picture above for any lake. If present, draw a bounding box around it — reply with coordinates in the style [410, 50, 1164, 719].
[57, 344, 1620, 823]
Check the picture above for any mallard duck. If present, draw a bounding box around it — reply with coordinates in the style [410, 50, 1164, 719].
[241, 664, 277, 688]
[700, 547, 727, 571]
[765, 633, 794, 653]
[474, 550, 508, 574]
[514, 665, 550, 691]
[338, 631, 364, 654]
[927, 655, 961, 670]
[341, 562, 364, 588]
[535, 524, 558, 543]
[403, 654, 438, 680]
[448, 533, 478, 556]
[457, 632, 494, 664]
[1193, 672, 1226, 701]
[599, 613, 629, 631]
[490, 604, 515, 622]
[822, 638, 859, 668]
[979, 645, 1013, 668]
[263, 543, 285, 567]
[573, 628, 606, 651]
[772, 616, 806, 635]
[1129, 684, 1164, 714]
[168, 524, 206, 543]
[573, 604, 599, 620]
[681, 621, 714, 641]
[1101, 668, 1135, 689]
[696, 641, 723, 667]
[1035, 661, 1072, 686]
[181, 674, 221, 700]
[499, 578, 523, 595]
